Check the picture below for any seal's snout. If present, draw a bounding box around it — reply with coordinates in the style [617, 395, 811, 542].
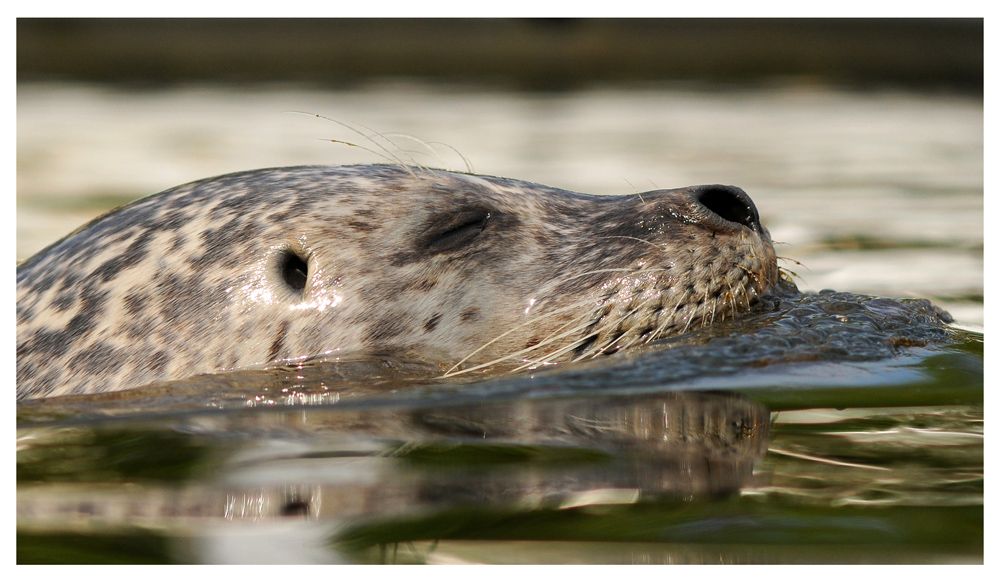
[692, 185, 763, 234]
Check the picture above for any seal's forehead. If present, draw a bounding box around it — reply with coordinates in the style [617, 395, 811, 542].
[256, 165, 593, 222]
[410, 170, 592, 214]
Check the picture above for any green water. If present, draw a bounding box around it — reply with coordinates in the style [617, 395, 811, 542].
[17, 325, 982, 564]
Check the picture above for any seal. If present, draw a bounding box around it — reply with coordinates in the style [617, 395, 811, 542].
[16, 164, 780, 400]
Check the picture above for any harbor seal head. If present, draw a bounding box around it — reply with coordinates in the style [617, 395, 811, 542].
[16, 164, 780, 400]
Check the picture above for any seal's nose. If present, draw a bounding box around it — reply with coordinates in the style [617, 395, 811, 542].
[691, 185, 764, 234]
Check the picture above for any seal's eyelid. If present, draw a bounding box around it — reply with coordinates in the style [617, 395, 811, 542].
[422, 209, 494, 252]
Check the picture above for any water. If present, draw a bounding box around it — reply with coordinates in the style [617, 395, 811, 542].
[15, 83, 983, 564]
[16, 82, 983, 327]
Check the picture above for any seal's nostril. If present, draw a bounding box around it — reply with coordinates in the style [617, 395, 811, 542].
[695, 185, 761, 233]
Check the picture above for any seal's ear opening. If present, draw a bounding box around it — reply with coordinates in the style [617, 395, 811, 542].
[278, 249, 309, 294]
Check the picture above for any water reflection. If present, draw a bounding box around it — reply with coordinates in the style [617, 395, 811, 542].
[16, 287, 982, 563]
[18, 392, 768, 561]
[18, 393, 983, 563]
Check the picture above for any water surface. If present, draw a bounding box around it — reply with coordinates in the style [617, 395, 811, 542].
[15, 83, 983, 564]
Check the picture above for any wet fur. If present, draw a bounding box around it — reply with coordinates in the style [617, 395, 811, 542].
[16, 165, 779, 400]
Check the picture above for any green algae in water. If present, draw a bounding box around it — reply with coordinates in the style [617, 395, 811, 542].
[17, 426, 222, 484]
[333, 501, 982, 557]
[17, 530, 178, 564]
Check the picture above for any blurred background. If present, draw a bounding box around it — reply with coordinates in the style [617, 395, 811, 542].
[16, 18, 983, 327]
[14, 19, 985, 565]
[16, 19, 983, 89]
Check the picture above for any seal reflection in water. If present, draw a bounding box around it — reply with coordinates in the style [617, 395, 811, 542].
[16, 165, 779, 400]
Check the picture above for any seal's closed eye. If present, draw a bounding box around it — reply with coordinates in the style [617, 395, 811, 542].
[421, 209, 494, 253]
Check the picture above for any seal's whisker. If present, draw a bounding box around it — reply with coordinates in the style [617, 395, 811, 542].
[318, 138, 412, 173]
[734, 263, 759, 288]
[725, 274, 740, 319]
[621, 177, 646, 204]
[734, 265, 753, 311]
[612, 310, 663, 352]
[338, 119, 429, 172]
[580, 291, 662, 359]
[381, 135, 453, 171]
[425, 141, 475, 174]
[779, 266, 801, 282]
[743, 273, 774, 310]
[622, 294, 677, 351]
[513, 336, 589, 370]
[523, 313, 620, 364]
[442, 296, 604, 376]
[535, 267, 674, 301]
[529, 271, 615, 293]
[382, 134, 475, 175]
[450, 313, 599, 376]
[454, 285, 659, 375]
[288, 111, 421, 176]
[644, 293, 688, 343]
[504, 309, 602, 363]
[706, 263, 720, 328]
[586, 303, 650, 357]
[614, 333, 645, 353]
[563, 266, 667, 279]
[510, 321, 604, 371]
[679, 301, 698, 336]
[777, 255, 806, 268]
[594, 235, 662, 249]
[743, 284, 757, 312]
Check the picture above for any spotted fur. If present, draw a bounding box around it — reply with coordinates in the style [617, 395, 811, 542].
[16, 165, 779, 400]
